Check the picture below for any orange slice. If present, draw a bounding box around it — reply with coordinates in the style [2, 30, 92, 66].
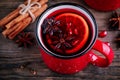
[55, 13, 89, 54]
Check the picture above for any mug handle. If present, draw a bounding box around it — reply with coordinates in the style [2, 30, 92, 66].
[89, 40, 114, 67]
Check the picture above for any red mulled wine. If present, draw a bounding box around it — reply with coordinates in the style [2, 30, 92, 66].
[41, 8, 92, 55]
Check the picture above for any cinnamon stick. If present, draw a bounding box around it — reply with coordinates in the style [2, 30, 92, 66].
[2, 22, 22, 37]
[5, 0, 48, 29]
[0, 8, 20, 27]
[0, 0, 39, 27]
[8, 4, 48, 39]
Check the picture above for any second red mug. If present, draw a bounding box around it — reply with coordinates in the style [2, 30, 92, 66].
[85, 0, 120, 11]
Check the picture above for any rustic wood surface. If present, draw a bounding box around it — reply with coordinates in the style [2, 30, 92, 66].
[0, 0, 120, 80]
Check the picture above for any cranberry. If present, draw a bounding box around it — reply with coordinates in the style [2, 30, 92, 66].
[68, 28, 73, 35]
[98, 30, 107, 38]
[47, 39, 52, 44]
[74, 28, 79, 35]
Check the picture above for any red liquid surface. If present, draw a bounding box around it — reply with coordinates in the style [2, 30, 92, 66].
[42, 9, 90, 55]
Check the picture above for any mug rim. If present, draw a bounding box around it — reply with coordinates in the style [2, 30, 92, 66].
[36, 3, 98, 59]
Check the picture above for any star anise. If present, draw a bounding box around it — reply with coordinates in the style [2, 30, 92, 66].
[42, 17, 61, 36]
[115, 34, 120, 49]
[16, 32, 35, 48]
[109, 11, 120, 30]
[52, 33, 74, 51]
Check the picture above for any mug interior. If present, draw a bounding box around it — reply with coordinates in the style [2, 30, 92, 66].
[36, 3, 98, 58]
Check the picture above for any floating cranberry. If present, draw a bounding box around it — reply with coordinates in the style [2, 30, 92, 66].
[68, 28, 73, 35]
[74, 28, 79, 35]
[47, 39, 52, 44]
[98, 30, 107, 38]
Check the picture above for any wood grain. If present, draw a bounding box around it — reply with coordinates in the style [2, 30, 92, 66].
[0, 0, 120, 80]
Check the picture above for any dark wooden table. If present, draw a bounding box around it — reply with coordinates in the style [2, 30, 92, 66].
[0, 0, 120, 80]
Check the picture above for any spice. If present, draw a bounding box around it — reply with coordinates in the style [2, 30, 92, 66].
[109, 11, 120, 30]
[42, 18, 61, 36]
[30, 69, 37, 75]
[16, 32, 35, 48]
[115, 34, 120, 49]
[52, 34, 74, 51]
[53, 34, 74, 48]
[17, 62, 37, 76]
[20, 65, 24, 69]
[1, 0, 48, 40]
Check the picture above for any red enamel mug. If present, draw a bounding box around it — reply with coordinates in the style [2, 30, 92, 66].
[36, 3, 114, 74]
[85, 0, 120, 11]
